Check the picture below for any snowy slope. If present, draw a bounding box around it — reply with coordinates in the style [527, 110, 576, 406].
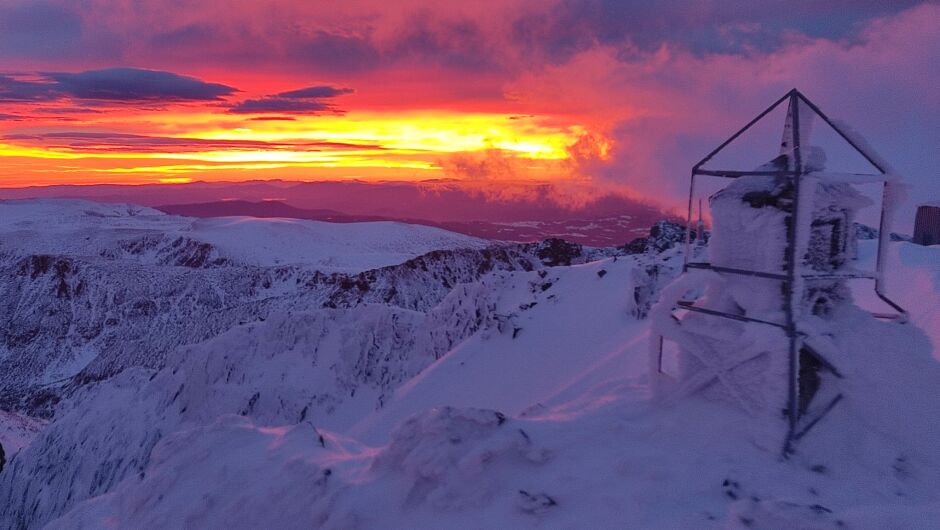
[0, 199, 512, 417]
[351, 258, 656, 443]
[0, 199, 486, 271]
[0, 410, 42, 455]
[36, 245, 940, 529]
[0, 234, 597, 418]
[0, 200, 650, 527]
[855, 240, 940, 359]
[885, 243, 940, 357]
[4, 254, 660, 528]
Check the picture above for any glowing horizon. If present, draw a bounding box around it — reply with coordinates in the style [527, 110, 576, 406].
[0, 104, 596, 186]
[0, 1, 936, 207]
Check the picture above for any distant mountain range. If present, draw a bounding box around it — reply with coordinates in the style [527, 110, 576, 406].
[0, 180, 676, 246]
[156, 199, 664, 247]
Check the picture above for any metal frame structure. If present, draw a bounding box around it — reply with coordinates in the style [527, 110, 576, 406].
[661, 88, 907, 456]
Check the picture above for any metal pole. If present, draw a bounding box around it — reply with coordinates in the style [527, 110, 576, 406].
[692, 90, 794, 171]
[683, 171, 696, 270]
[782, 92, 804, 457]
[795, 93, 887, 174]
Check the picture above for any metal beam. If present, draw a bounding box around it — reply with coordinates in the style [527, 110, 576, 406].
[793, 394, 844, 441]
[693, 169, 795, 178]
[692, 90, 794, 172]
[686, 262, 788, 280]
[683, 171, 696, 269]
[782, 91, 804, 457]
[675, 300, 787, 329]
[794, 91, 887, 174]
[801, 271, 877, 280]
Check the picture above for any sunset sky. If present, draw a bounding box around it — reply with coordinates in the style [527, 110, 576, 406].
[0, 0, 937, 206]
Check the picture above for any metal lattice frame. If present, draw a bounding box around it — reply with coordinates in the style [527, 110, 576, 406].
[666, 89, 907, 456]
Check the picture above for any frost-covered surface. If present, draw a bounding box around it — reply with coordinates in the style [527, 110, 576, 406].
[2, 254, 673, 528]
[0, 410, 43, 455]
[37, 248, 940, 529]
[861, 240, 940, 359]
[855, 223, 879, 240]
[1, 198, 939, 529]
[0, 199, 603, 416]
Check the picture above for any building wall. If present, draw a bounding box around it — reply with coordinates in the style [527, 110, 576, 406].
[913, 205, 940, 246]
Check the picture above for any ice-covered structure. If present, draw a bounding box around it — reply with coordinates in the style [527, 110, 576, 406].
[649, 89, 908, 455]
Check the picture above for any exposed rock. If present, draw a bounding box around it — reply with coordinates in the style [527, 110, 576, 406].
[624, 220, 708, 254]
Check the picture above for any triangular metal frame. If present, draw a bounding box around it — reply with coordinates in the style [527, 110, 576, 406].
[665, 89, 907, 456]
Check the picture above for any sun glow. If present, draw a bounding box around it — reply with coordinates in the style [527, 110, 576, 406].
[157, 177, 193, 184]
[0, 110, 590, 186]
[187, 111, 577, 158]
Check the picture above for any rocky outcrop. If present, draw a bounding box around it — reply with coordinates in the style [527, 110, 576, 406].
[624, 220, 708, 254]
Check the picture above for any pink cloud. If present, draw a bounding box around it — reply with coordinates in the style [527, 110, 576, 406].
[507, 3, 939, 214]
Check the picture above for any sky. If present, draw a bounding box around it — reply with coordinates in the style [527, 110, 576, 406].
[0, 0, 937, 210]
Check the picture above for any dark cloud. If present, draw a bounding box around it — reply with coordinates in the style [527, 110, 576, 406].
[277, 19, 504, 75]
[229, 84, 353, 115]
[3, 131, 381, 153]
[276, 86, 354, 99]
[511, 0, 932, 62]
[0, 74, 59, 102]
[229, 98, 333, 114]
[0, 0, 929, 76]
[32, 106, 103, 114]
[150, 23, 221, 50]
[45, 68, 236, 101]
[0, 113, 24, 121]
[143, 13, 501, 75]
[388, 13, 501, 71]
[288, 31, 382, 73]
[0, 1, 83, 59]
[0, 68, 236, 104]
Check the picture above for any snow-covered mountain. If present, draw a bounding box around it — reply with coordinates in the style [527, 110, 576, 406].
[0, 198, 938, 529]
[0, 198, 490, 271]
[0, 198, 641, 419]
[0, 199, 503, 415]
